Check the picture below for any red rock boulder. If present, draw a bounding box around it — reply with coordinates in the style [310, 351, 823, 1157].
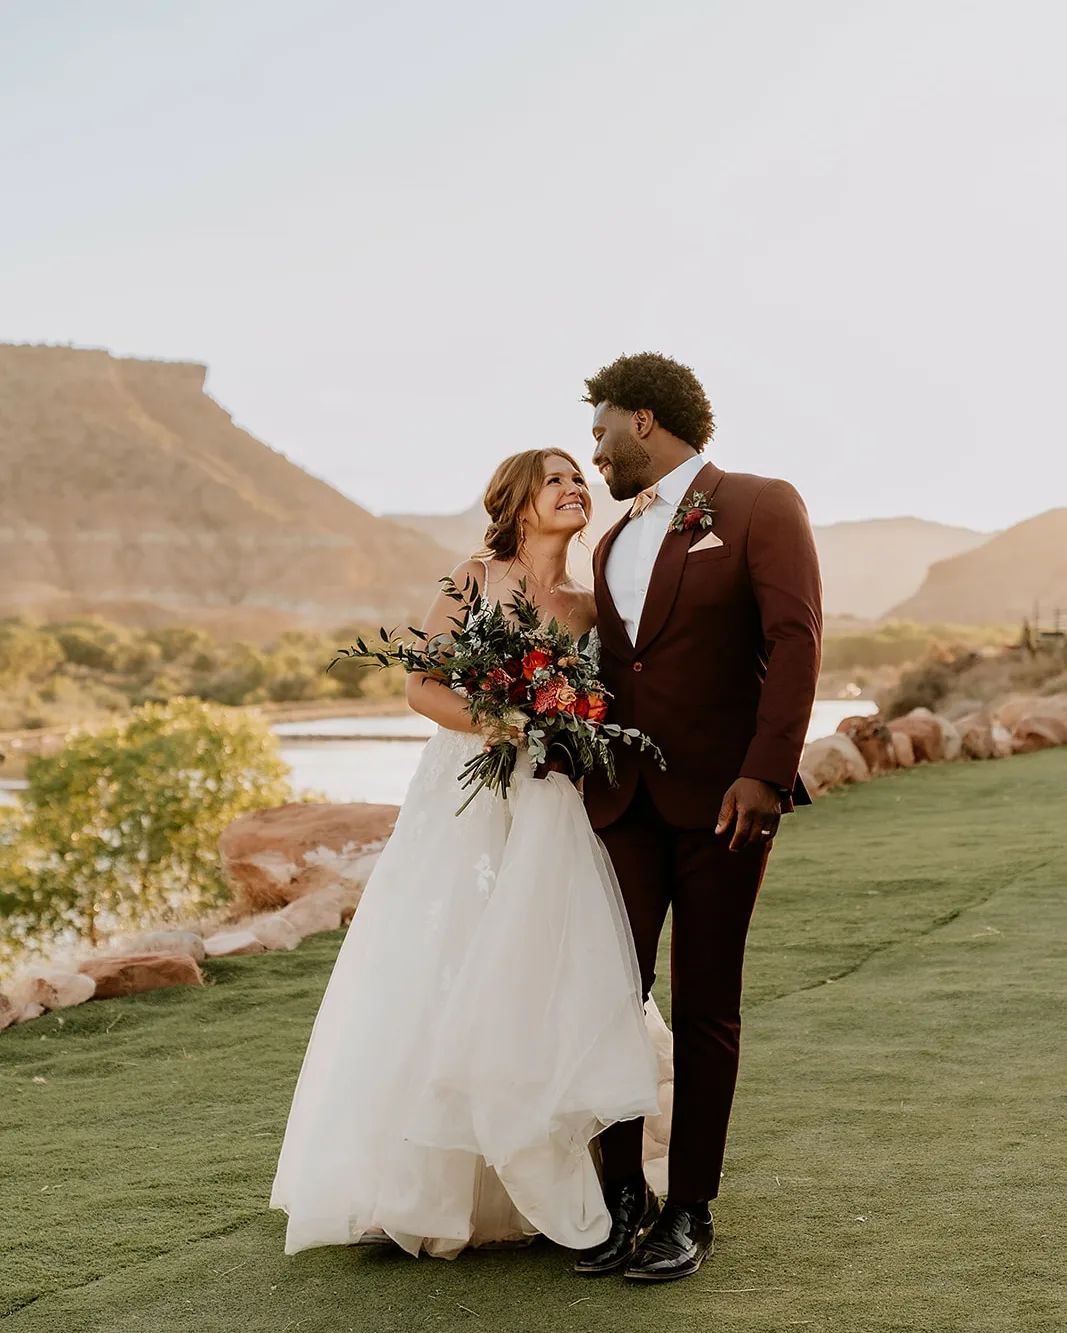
[124, 929, 206, 962]
[275, 886, 346, 939]
[891, 730, 916, 767]
[799, 734, 870, 797]
[993, 695, 1059, 729]
[836, 714, 899, 774]
[954, 713, 997, 760]
[249, 914, 303, 952]
[930, 712, 963, 761]
[1010, 714, 1067, 753]
[203, 929, 268, 958]
[79, 952, 203, 999]
[888, 710, 945, 764]
[219, 802, 397, 914]
[14, 970, 97, 1011]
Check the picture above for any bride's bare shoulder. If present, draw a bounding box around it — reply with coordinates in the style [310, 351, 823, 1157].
[569, 584, 597, 626]
[447, 557, 490, 595]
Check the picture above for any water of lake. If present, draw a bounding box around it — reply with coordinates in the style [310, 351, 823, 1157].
[275, 699, 879, 805]
[0, 700, 878, 809]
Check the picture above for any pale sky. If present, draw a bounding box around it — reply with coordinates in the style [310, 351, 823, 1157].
[2, 0, 1064, 529]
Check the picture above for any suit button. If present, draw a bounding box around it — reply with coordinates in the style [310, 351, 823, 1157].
[633, 661, 643, 672]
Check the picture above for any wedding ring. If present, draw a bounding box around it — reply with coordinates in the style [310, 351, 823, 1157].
[759, 827, 773, 837]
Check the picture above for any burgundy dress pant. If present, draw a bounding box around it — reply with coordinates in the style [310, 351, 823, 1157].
[596, 782, 770, 1202]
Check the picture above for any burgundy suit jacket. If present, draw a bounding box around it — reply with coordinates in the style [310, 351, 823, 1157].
[584, 460, 823, 831]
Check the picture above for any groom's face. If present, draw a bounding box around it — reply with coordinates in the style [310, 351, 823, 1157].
[591, 401, 653, 501]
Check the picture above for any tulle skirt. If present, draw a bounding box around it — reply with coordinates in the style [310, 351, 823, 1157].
[270, 728, 665, 1258]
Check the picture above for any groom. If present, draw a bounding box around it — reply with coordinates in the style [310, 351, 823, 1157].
[577, 352, 823, 1282]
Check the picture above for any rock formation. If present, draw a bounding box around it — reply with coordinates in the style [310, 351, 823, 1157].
[219, 800, 396, 913]
[0, 344, 454, 633]
[393, 496, 991, 619]
[889, 508, 1067, 625]
[78, 951, 204, 998]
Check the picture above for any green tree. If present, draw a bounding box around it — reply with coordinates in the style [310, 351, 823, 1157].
[1, 698, 290, 958]
[53, 618, 127, 672]
[194, 642, 270, 706]
[0, 621, 63, 687]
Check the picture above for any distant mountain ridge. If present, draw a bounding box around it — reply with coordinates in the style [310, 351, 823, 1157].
[812, 516, 990, 620]
[2, 344, 1031, 633]
[889, 508, 1067, 625]
[0, 344, 454, 636]
[392, 488, 992, 620]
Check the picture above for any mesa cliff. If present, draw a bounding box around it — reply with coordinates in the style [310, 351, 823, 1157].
[889, 508, 1067, 625]
[0, 345, 453, 635]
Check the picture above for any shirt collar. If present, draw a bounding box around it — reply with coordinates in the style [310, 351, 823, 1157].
[653, 452, 706, 509]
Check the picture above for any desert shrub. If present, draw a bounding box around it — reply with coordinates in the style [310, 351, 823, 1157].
[111, 638, 164, 678]
[0, 804, 46, 970]
[0, 615, 405, 730]
[882, 661, 954, 718]
[0, 622, 63, 687]
[1039, 669, 1067, 696]
[148, 626, 215, 664]
[53, 618, 128, 672]
[880, 639, 1067, 719]
[0, 698, 290, 966]
[192, 642, 270, 706]
[822, 620, 1013, 673]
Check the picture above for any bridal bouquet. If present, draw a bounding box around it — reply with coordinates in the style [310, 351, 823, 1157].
[329, 575, 664, 814]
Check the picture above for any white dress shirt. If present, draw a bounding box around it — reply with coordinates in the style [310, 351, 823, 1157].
[604, 452, 706, 644]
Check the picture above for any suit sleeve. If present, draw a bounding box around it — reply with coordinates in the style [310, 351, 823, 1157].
[739, 479, 823, 792]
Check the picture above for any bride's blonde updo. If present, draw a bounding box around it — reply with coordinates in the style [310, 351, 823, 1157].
[478, 448, 585, 562]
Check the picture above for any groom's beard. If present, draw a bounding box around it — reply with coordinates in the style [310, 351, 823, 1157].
[603, 440, 654, 501]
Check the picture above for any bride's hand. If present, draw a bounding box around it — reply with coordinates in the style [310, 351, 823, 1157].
[476, 709, 529, 749]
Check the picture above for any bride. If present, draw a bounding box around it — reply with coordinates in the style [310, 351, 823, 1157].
[271, 448, 668, 1260]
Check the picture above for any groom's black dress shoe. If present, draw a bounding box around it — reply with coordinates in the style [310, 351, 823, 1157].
[573, 1176, 659, 1276]
[624, 1201, 714, 1282]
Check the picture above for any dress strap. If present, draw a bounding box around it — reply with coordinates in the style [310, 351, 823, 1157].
[477, 558, 491, 598]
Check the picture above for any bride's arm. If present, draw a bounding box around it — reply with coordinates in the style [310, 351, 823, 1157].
[404, 560, 485, 735]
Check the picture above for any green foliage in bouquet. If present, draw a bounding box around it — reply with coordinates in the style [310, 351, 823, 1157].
[330, 575, 664, 814]
[0, 698, 290, 967]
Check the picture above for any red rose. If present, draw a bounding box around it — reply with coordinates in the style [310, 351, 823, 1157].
[585, 692, 608, 725]
[522, 648, 553, 679]
[503, 658, 524, 679]
[572, 694, 591, 719]
[682, 508, 704, 530]
[508, 682, 528, 704]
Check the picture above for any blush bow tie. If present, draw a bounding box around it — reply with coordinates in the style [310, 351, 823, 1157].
[629, 485, 659, 518]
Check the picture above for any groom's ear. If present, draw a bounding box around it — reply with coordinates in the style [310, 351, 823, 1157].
[632, 408, 655, 438]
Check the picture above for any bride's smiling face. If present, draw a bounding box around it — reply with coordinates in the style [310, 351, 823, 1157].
[525, 454, 591, 538]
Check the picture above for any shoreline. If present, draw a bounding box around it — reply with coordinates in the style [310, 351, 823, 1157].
[0, 696, 409, 779]
[0, 689, 876, 780]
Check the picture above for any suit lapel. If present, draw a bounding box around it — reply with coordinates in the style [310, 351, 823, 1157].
[633, 460, 726, 654]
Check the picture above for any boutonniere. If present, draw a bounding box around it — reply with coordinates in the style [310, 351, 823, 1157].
[669, 491, 716, 534]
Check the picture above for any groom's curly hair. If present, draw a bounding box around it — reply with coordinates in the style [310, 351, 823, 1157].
[583, 352, 715, 450]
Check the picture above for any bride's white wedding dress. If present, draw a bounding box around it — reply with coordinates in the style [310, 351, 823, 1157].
[271, 714, 670, 1259]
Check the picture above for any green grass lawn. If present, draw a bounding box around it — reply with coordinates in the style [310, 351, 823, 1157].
[2, 752, 1066, 1333]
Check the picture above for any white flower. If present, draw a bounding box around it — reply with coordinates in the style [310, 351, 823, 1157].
[474, 853, 496, 900]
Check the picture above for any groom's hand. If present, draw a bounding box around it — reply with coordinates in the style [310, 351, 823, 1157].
[716, 778, 782, 852]
[533, 743, 578, 783]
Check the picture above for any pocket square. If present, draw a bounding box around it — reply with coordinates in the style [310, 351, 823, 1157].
[688, 530, 724, 553]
